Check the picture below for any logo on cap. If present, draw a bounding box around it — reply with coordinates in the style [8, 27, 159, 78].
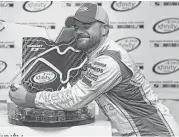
[78, 6, 89, 12]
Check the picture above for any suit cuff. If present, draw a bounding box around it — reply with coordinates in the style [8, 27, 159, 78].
[25, 92, 37, 108]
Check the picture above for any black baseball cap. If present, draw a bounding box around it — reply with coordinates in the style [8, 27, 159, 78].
[65, 3, 109, 27]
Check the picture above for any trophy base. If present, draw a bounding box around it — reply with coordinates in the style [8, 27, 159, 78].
[8, 102, 95, 127]
[8, 117, 95, 127]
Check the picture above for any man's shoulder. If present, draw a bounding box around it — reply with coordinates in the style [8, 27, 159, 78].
[105, 39, 122, 52]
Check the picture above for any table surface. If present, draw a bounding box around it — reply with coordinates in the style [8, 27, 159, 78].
[0, 102, 112, 137]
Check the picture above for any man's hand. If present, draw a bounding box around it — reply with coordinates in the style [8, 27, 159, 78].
[9, 84, 28, 107]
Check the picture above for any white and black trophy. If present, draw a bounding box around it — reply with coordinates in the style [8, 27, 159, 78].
[8, 28, 95, 127]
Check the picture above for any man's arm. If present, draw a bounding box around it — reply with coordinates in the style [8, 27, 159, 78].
[26, 55, 122, 110]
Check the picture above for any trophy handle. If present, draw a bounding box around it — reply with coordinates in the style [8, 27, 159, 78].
[9, 57, 37, 86]
[8, 48, 51, 87]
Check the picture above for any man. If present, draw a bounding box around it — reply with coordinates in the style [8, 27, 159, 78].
[9, 3, 179, 136]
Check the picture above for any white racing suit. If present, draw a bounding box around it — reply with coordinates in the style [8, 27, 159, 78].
[27, 38, 179, 136]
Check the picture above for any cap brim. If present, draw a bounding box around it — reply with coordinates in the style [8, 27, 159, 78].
[65, 15, 96, 27]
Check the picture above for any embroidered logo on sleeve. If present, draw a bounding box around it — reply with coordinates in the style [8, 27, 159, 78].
[86, 64, 104, 73]
[82, 76, 92, 87]
[86, 71, 98, 81]
[94, 61, 107, 67]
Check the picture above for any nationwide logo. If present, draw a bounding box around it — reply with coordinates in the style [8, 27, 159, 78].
[31, 71, 57, 84]
[153, 18, 179, 34]
[23, 1, 53, 12]
[0, 21, 5, 32]
[0, 61, 7, 73]
[75, 2, 102, 7]
[17, 22, 56, 29]
[116, 37, 141, 52]
[0, 1, 14, 7]
[0, 41, 15, 48]
[37, 25, 55, 29]
[153, 84, 159, 88]
[153, 59, 179, 75]
[150, 40, 179, 47]
[113, 22, 144, 29]
[162, 84, 179, 88]
[151, 2, 179, 6]
[0, 84, 6, 89]
[63, 2, 102, 7]
[153, 83, 179, 88]
[150, 81, 179, 89]
[111, 1, 141, 11]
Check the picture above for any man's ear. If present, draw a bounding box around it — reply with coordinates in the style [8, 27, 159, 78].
[101, 24, 109, 36]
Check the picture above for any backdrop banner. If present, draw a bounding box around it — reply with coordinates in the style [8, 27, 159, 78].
[1, 1, 179, 100]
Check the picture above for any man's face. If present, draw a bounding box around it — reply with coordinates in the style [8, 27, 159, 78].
[73, 20, 103, 51]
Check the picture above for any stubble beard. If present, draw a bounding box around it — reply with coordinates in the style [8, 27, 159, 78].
[77, 36, 99, 51]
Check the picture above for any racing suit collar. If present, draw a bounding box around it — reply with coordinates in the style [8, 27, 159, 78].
[86, 37, 109, 60]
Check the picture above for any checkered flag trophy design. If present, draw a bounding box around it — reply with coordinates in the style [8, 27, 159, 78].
[8, 28, 95, 127]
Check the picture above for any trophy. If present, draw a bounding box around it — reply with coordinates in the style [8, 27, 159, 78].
[8, 27, 95, 127]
